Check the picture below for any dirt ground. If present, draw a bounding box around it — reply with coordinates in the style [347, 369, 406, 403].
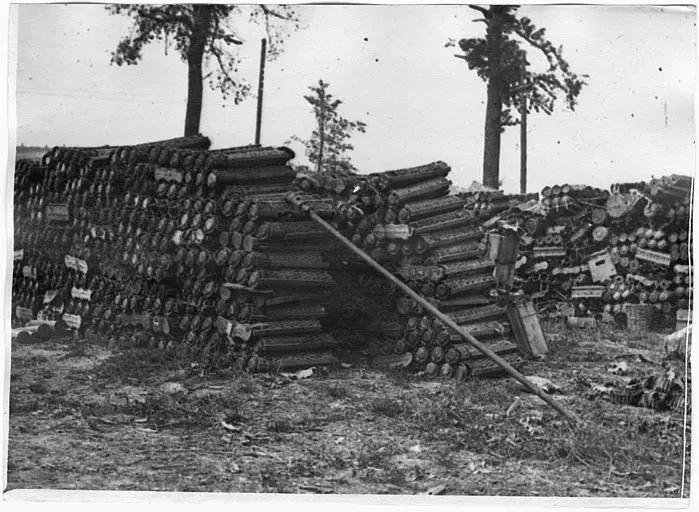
[5, 322, 691, 496]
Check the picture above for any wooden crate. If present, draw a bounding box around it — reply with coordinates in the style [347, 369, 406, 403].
[507, 298, 548, 357]
[487, 233, 503, 261]
[494, 263, 515, 289]
[496, 232, 520, 264]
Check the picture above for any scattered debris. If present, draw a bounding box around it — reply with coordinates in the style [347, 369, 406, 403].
[664, 325, 691, 359]
[160, 382, 187, 395]
[506, 397, 521, 416]
[518, 376, 561, 395]
[280, 367, 315, 380]
[519, 412, 545, 436]
[220, 419, 241, 432]
[422, 484, 447, 495]
[586, 368, 687, 412]
[607, 361, 629, 375]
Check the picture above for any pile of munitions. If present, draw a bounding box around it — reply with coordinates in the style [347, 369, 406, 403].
[294, 165, 547, 378]
[497, 179, 693, 328]
[587, 366, 687, 413]
[13, 136, 347, 371]
[13, 136, 546, 379]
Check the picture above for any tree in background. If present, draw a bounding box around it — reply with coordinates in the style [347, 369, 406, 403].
[292, 80, 367, 174]
[106, 4, 300, 136]
[449, 5, 586, 189]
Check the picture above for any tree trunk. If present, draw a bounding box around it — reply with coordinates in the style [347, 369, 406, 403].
[482, 6, 507, 189]
[184, 6, 212, 136]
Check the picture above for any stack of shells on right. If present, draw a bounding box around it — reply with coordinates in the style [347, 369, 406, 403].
[294, 162, 543, 380]
[506, 178, 692, 328]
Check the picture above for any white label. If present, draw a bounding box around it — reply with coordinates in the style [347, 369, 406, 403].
[76, 259, 88, 274]
[46, 203, 70, 222]
[14, 249, 23, 261]
[64, 254, 77, 270]
[62, 313, 82, 330]
[383, 224, 412, 240]
[71, 287, 92, 301]
[22, 265, 36, 279]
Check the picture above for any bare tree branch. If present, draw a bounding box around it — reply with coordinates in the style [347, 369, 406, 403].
[468, 5, 491, 18]
[209, 44, 235, 85]
[259, 5, 295, 21]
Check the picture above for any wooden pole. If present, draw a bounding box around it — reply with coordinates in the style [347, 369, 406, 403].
[519, 62, 528, 195]
[254, 38, 267, 145]
[286, 192, 582, 427]
[520, 90, 527, 194]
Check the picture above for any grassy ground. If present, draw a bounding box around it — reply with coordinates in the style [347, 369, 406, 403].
[6, 322, 691, 496]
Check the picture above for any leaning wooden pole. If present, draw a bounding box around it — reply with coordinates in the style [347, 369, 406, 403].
[286, 191, 582, 427]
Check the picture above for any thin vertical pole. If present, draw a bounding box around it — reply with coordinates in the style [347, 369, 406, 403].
[520, 91, 527, 194]
[519, 62, 528, 195]
[254, 38, 267, 145]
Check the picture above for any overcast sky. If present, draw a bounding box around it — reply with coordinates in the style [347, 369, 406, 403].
[12, 4, 696, 193]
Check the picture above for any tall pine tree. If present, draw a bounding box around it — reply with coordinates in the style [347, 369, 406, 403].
[107, 4, 300, 136]
[449, 5, 586, 188]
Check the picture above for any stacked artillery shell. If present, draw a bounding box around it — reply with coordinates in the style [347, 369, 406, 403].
[515, 178, 692, 328]
[230, 205, 344, 372]
[290, 162, 535, 379]
[12, 136, 349, 371]
[14, 136, 541, 379]
[14, 135, 216, 346]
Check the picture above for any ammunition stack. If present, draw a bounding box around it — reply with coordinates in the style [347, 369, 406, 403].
[13, 137, 351, 372]
[514, 178, 692, 328]
[292, 163, 542, 379]
[14, 136, 553, 378]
